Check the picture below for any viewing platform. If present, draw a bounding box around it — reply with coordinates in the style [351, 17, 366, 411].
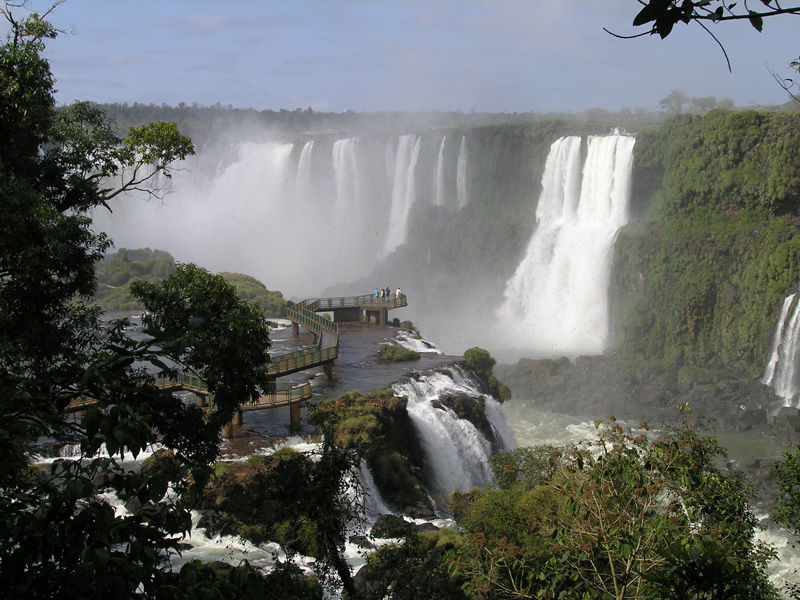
[66, 291, 408, 436]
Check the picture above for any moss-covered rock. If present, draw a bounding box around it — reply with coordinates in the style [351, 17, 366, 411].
[378, 343, 420, 362]
[462, 347, 511, 401]
[312, 389, 431, 512]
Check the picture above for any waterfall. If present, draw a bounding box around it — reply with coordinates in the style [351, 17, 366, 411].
[497, 134, 636, 356]
[433, 136, 447, 207]
[392, 366, 512, 495]
[359, 462, 394, 518]
[382, 134, 421, 258]
[295, 140, 315, 203]
[332, 138, 361, 229]
[763, 293, 800, 405]
[456, 135, 468, 209]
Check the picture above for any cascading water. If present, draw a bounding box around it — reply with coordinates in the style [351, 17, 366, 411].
[392, 365, 512, 496]
[762, 293, 800, 405]
[295, 140, 315, 202]
[382, 134, 422, 259]
[456, 135, 468, 209]
[434, 135, 447, 207]
[496, 134, 636, 356]
[332, 138, 362, 241]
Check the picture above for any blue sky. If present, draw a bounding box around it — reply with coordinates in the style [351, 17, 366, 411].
[16, 1, 800, 112]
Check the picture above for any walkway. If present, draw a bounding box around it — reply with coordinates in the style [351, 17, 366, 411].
[66, 292, 408, 432]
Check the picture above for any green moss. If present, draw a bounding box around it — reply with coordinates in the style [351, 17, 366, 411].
[463, 347, 512, 400]
[378, 343, 420, 362]
[312, 389, 428, 508]
[611, 110, 800, 374]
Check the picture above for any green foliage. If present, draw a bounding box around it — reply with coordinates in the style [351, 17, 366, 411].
[491, 445, 566, 490]
[131, 264, 272, 426]
[0, 14, 290, 598]
[219, 272, 287, 316]
[312, 389, 428, 508]
[94, 248, 176, 310]
[447, 419, 778, 599]
[463, 347, 511, 401]
[362, 530, 467, 600]
[773, 446, 800, 536]
[612, 111, 800, 373]
[202, 441, 361, 594]
[378, 343, 420, 362]
[93, 250, 288, 316]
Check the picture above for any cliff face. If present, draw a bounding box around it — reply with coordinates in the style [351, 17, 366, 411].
[610, 110, 800, 376]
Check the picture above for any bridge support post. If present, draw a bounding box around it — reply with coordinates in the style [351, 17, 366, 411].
[195, 393, 208, 408]
[291, 322, 299, 336]
[234, 409, 243, 427]
[289, 401, 302, 431]
[222, 421, 234, 439]
[322, 361, 333, 380]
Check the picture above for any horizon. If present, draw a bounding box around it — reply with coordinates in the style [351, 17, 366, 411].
[7, 1, 798, 114]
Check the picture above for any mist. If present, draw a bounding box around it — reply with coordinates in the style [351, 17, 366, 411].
[92, 118, 635, 359]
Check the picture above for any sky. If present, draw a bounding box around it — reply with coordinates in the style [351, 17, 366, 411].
[15, 1, 800, 114]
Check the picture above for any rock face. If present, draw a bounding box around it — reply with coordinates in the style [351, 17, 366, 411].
[496, 355, 781, 432]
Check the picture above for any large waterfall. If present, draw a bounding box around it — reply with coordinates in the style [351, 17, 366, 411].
[763, 293, 800, 405]
[496, 134, 636, 356]
[92, 132, 468, 300]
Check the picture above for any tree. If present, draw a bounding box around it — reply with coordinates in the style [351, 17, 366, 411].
[772, 447, 800, 598]
[660, 89, 688, 114]
[0, 5, 278, 598]
[450, 418, 779, 599]
[613, 1, 800, 71]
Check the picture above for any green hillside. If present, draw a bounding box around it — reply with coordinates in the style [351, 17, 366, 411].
[95, 249, 286, 315]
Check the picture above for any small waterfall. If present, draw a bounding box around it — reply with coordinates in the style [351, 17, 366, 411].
[359, 462, 393, 518]
[456, 135, 468, 209]
[382, 134, 421, 258]
[392, 366, 512, 495]
[763, 293, 800, 405]
[497, 134, 635, 356]
[295, 140, 315, 203]
[433, 136, 447, 207]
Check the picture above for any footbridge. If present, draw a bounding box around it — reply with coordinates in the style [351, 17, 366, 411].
[67, 292, 407, 435]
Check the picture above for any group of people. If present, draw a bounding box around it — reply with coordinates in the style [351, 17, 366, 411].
[375, 286, 402, 301]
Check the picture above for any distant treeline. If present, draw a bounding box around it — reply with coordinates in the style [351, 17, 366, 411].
[85, 92, 795, 146]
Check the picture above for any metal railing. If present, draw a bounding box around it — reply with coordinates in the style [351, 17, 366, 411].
[66, 293, 407, 414]
[308, 294, 407, 309]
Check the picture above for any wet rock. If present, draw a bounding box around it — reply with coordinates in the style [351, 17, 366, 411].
[402, 500, 437, 521]
[371, 514, 415, 538]
[414, 521, 440, 533]
[353, 564, 388, 600]
[497, 355, 779, 432]
[349, 534, 375, 549]
[196, 510, 238, 539]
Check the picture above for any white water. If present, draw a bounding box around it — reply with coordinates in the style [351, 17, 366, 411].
[94, 129, 475, 299]
[332, 138, 362, 258]
[434, 135, 447, 207]
[393, 365, 509, 497]
[762, 293, 800, 406]
[496, 134, 636, 356]
[391, 329, 443, 354]
[456, 135, 468, 209]
[382, 134, 422, 259]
